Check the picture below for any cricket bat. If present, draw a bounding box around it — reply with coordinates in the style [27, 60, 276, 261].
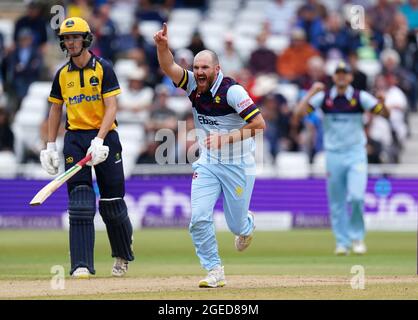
[29, 154, 92, 206]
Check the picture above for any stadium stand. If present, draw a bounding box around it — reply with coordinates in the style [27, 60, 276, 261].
[0, 0, 417, 179]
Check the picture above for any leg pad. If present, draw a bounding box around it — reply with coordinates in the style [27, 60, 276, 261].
[99, 199, 134, 261]
[68, 185, 96, 275]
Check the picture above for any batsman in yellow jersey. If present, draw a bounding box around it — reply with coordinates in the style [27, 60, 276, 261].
[40, 17, 134, 278]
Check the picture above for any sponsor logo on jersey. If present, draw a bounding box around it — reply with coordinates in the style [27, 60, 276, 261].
[238, 98, 253, 110]
[198, 115, 219, 126]
[68, 94, 101, 105]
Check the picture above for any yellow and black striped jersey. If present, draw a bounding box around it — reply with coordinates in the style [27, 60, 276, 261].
[48, 52, 121, 130]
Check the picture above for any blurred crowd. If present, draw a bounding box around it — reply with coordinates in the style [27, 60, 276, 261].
[0, 0, 417, 167]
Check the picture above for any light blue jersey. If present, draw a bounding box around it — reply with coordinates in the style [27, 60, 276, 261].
[178, 70, 260, 165]
[308, 85, 378, 151]
[308, 85, 381, 250]
[174, 69, 259, 271]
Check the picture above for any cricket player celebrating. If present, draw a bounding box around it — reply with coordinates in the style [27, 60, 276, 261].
[154, 23, 266, 287]
[40, 17, 134, 278]
[295, 61, 390, 255]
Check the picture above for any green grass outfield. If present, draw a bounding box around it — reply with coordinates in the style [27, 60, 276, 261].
[0, 229, 416, 299]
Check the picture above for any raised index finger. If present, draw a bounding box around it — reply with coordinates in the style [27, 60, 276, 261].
[162, 23, 167, 36]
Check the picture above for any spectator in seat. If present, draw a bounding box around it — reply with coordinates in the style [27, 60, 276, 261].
[264, 0, 296, 36]
[118, 67, 154, 123]
[187, 31, 206, 56]
[399, 0, 418, 31]
[297, 56, 331, 91]
[13, 1, 47, 53]
[295, 3, 324, 48]
[147, 84, 178, 133]
[381, 48, 417, 112]
[90, 4, 118, 63]
[317, 12, 355, 59]
[276, 27, 320, 82]
[367, 0, 397, 35]
[218, 34, 244, 78]
[348, 51, 368, 90]
[351, 17, 384, 60]
[135, 0, 167, 24]
[248, 31, 277, 75]
[5, 28, 42, 111]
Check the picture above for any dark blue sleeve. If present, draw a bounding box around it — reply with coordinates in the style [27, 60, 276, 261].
[49, 69, 63, 101]
[101, 60, 120, 95]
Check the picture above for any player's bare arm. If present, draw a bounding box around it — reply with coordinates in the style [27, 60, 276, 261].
[97, 95, 118, 140]
[153, 23, 184, 85]
[294, 82, 324, 120]
[205, 114, 266, 150]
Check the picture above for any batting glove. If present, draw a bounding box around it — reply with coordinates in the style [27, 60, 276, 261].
[40, 142, 60, 175]
[86, 137, 109, 166]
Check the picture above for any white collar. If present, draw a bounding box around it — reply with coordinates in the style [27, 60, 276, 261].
[209, 70, 224, 97]
[329, 85, 354, 100]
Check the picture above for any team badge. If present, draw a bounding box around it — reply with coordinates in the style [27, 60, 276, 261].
[350, 98, 357, 107]
[115, 153, 121, 164]
[325, 98, 333, 108]
[90, 76, 99, 86]
[65, 20, 74, 27]
[235, 186, 243, 197]
[214, 96, 221, 104]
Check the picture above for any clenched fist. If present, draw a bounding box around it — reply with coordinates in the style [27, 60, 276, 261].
[309, 82, 325, 95]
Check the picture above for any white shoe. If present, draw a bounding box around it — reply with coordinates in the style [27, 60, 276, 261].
[235, 234, 253, 252]
[334, 246, 350, 256]
[235, 212, 255, 252]
[72, 267, 91, 279]
[112, 257, 129, 277]
[199, 266, 226, 288]
[352, 240, 367, 255]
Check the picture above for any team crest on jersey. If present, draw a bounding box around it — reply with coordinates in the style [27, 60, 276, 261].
[350, 98, 357, 107]
[235, 186, 243, 197]
[67, 81, 74, 88]
[66, 156, 74, 164]
[325, 98, 333, 108]
[90, 76, 99, 86]
[214, 96, 221, 103]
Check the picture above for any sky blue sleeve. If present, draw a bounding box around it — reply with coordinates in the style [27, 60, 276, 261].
[359, 90, 378, 110]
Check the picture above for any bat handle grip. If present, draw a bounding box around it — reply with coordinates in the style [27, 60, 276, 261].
[77, 154, 93, 167]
